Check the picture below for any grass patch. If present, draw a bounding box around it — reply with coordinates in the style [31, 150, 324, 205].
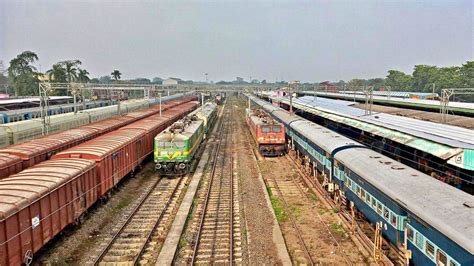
[271, 198, 288, 223]
[178, 237, 187, 249]
[292, 206, 302, 219]
[266, 186, 273, 198]
[330, 222, 346, 237]
[309, 194, 319, 202]
[332, 207, 340, 214]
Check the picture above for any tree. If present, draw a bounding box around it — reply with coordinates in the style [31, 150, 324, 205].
[346, 79, 365, 90]
[261, 79, 267, 84]
[412, 65, 439, 91]
[99, 75, 112, 83]
[131, 78, 151, 84]
[60, 60, 82, 82]
[385, 70, 413, 91]
[435, 67, 462, 90]
[152, 77, 163, 84]
[367, 78, 385, 89]
[77, 68, 90, 83]
[46, 63, 67, 83]
[90, 78, 100, 84]
[0, 73, 8, 86]
[111, 70, 121, 80]
[8, 51, 39, 96]
[459, 61, 474, 87]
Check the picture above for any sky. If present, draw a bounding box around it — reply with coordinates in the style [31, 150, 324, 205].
[0, 0, 472, 82]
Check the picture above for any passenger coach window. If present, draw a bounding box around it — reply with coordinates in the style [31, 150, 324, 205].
[390, 214, 397, 227]
[425, 241, 435, 259]
[437, 250, 447, 265]
[262, 127, 270, 133]
[272, 126, 281, 133]
[449, 260, 459, 266]
[407, 226, 414, 241]
[383, 207, 389, 219]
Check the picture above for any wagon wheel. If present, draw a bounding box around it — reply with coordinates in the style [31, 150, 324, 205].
[24, 250, 33, 266]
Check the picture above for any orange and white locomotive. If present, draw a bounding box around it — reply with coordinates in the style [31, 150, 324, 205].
[247, 108, 286, 156]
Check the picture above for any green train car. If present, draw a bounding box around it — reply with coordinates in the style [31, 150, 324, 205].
[154, 103, 218, 175]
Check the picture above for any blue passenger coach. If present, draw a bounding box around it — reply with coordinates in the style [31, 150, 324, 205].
[248, 94, 473, 266]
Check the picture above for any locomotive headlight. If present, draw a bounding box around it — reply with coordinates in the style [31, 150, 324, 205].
[178, 163, 186, 169]
[155, 164, 162, 169]
[160, 151, 167, 156]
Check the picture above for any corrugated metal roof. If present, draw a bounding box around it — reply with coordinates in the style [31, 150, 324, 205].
[270, 95, 474, 170]
[302, 91, 474, 111]
[298, 96, 474, 148]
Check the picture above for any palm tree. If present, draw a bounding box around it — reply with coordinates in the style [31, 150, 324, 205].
[46, 63, 67, 82]
[60, 60, 82, 82]
[77, 68, 90, 83]
[111, 70, 122, 80]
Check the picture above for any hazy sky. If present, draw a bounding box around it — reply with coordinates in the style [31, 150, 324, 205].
[0, 0, 472, 82]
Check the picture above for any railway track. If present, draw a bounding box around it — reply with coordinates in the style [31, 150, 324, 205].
[287, 151, 398, 265]
[93, 175, 188, 265]
[180, 105, 242, 264]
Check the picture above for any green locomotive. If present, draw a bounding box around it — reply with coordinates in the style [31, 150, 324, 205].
[154, 102, 217, 175]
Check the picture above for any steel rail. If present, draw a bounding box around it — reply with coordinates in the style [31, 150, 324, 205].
[229, 106, 235, 264]
[267, 170, 315, 266]
[190, 107, 231, 265]
[93, 178, 161, 265]
[133, 176, 186, 264]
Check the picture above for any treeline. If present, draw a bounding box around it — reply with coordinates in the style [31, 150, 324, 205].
[332, 61, 474, 93]
[0, 51, 139, 96]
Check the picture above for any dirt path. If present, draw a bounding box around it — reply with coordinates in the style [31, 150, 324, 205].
[233, 97, 287, 264]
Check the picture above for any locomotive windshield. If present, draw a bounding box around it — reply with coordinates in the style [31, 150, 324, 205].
[156, 140, 185, 149]
[261, 126, 270, 133]
[272, 126, 281, 133]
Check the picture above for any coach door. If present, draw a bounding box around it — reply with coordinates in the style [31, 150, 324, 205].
[136, 139, 143, 162]
[112, 152, 119, 185]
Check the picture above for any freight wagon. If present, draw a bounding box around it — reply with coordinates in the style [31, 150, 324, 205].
[0, 95, 197, 180]
[0, 101, 198, 265]
[0, 93, 193, 148]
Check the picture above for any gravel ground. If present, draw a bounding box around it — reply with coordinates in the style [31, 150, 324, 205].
[233, 98, 284, 265]
[259, 158, 371, 265]
[35, 162, 158, 265]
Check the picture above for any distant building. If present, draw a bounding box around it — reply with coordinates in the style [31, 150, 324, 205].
[37, 73, 52, 82]
[163, 77, 185, 85]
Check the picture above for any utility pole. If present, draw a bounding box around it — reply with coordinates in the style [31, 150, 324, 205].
[39, 82, 52, 135]
[439, 88, 474, 123]
[159, 92, 162, 117]
[288, 80, 300, 114]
